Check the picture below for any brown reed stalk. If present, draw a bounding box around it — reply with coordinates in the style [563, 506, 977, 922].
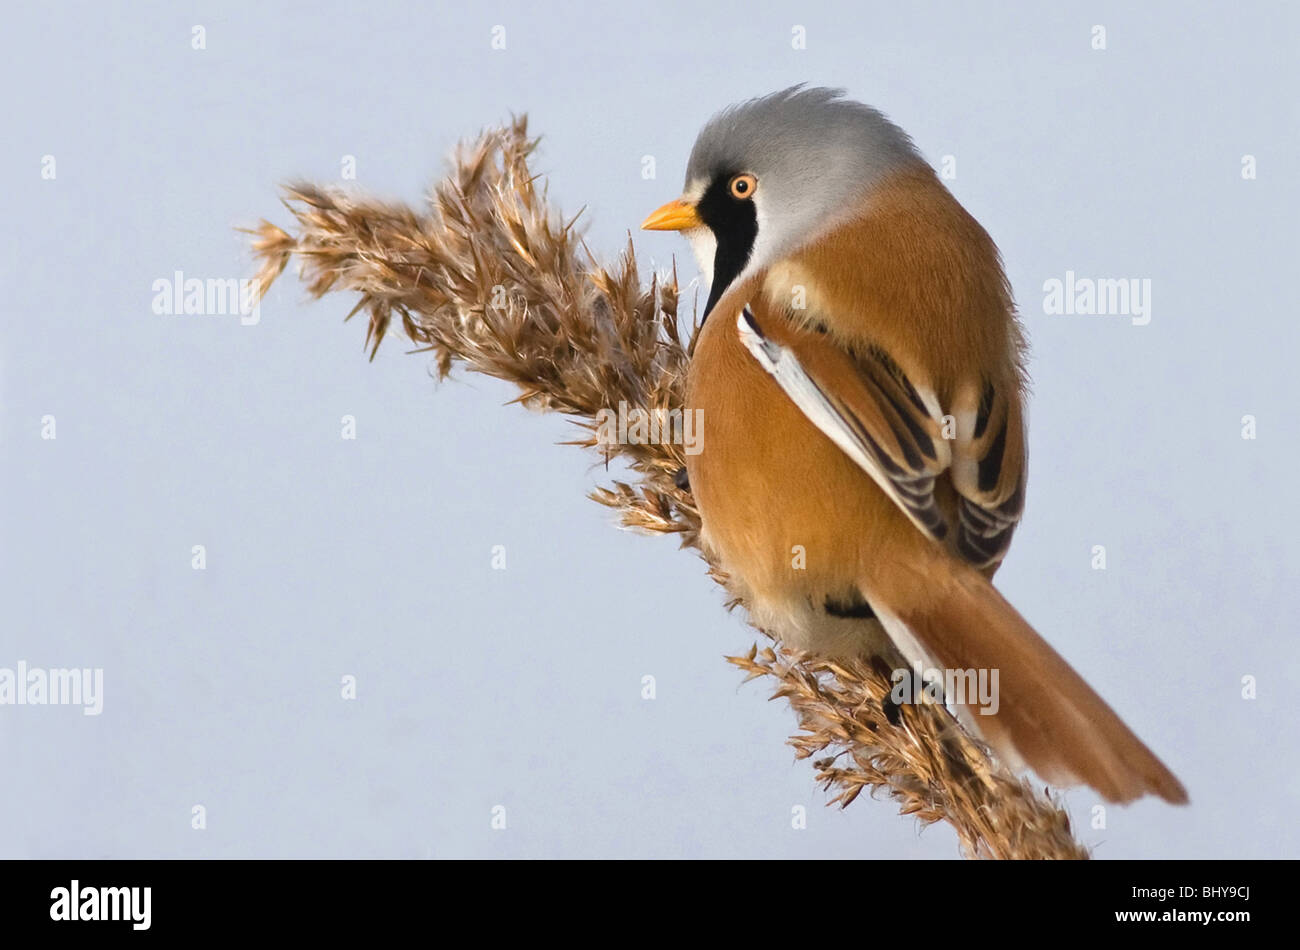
[245, 117, 1089, 860]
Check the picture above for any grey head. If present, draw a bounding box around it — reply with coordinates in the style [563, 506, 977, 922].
[643, 85, 926, 315]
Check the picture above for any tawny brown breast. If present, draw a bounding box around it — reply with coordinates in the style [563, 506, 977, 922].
[685, 299, 930, 616]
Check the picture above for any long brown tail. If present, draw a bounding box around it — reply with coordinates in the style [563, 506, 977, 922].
[875, 565, 1187, 804]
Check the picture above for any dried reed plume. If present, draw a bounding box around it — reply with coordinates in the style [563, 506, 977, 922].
[246, 118, 1088, 860]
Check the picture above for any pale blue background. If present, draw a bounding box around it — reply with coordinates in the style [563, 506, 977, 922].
[1, 1, 1296, 858]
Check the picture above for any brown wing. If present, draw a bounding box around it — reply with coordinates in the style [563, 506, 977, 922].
[736, 308, 1025, 569]
[950, 379, 1026, 569]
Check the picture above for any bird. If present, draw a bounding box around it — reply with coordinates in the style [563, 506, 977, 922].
[641, 85, 1186, 805]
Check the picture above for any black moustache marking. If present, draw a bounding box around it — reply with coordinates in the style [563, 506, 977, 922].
[697, 172, 758, 320]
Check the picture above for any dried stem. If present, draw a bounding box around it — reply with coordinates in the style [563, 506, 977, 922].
[244, 117, 1088, 859]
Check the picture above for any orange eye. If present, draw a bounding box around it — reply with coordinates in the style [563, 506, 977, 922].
[728, 173, 757, 199]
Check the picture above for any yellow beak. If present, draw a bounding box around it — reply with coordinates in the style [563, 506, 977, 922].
[641, 199, 703, 231]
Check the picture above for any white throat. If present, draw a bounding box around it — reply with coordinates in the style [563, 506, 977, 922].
[683, 227, 717, 288]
